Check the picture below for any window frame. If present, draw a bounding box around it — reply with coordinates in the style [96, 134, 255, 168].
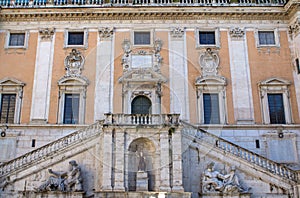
[0, 94, 17, 124]
[203, 93, 221, 124]
[195, 76, 227, 125]
[255, 29, 280, 48]
[58, 77, 88, 124]
[196, 28, 220, 49]
[0, 78, 25, 124]
[132, 30, 153, 46]
[259, 78, 292, 124]
[63, 93, 80, 124]
[5, 31, 29, 49]
[64, 29, 88, 49]
[267, 93, 286, 124]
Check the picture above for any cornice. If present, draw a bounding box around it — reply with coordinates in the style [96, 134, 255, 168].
[0, 7, 290, 22]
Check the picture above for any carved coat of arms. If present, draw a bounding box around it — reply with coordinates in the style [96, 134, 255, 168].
[199, 48, 220, 76]
[64, 49, 85, 77]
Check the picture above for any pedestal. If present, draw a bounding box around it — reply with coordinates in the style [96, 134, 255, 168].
[136, 171, 148, 191]
[201, 192, 251, 198]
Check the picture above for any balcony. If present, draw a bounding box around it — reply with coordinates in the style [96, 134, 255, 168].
[104, 113, 180, 125]
[0, 0, 288, 7]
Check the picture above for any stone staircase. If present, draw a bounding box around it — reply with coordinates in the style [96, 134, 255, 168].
[0, 118, 299, 197]
[181, 121, 299, 197]
[0, 121, 103, 178]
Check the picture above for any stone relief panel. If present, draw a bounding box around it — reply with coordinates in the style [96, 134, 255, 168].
[121, 38, 163, 72]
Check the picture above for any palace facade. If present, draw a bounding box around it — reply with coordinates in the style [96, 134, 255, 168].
[1, 0, 300, 197]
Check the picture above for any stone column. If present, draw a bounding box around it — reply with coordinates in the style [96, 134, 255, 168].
[30, 28, 55, 123]
[114, 129, 125, 191]
[94, 27, 114, 121]
[228, 27, 254, 124]
[169, 27, 190, 121]
[171, 128, 184, 192]
[159, 131, 171, 191]
[102, 128, 113, 191]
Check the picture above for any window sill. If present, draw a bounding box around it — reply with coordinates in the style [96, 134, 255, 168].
[196, 45, 220, 50]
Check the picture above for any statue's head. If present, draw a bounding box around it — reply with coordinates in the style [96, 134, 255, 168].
[207, 162, 215, 171]
[69, 160, 78, 170]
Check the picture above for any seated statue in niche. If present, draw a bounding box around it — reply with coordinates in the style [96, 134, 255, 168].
[37, 160, 83, 192]
[202, 162, 248, 193]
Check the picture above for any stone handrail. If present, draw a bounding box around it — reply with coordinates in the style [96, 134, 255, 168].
[0, 121, 103, 177]
[182, 121, 299, 183]
[0, 0, 287, 7]
[104, 113, 180, 125]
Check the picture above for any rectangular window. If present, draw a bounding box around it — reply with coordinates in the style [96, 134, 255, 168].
[296, 58, 300, 74]
[199, 31, 216, 45]
[267, 93, 286, 124]
[258, 31, 275, 45]
[134, 32, 151, 45]
[0, 94, 16, 124]
[203, 93, 220, 124]
[9, 33, 25, 47]
[68, 32, 84, 46]
[63, 94, 80, 124]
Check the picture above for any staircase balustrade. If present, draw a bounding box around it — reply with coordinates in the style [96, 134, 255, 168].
[0, 0, 287, 7]
[104, 113, 180, 125]
[182, 121, 299, 182]
[0, 121, 102, 177]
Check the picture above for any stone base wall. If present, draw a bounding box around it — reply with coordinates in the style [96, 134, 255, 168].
[94, 191, 191, 198]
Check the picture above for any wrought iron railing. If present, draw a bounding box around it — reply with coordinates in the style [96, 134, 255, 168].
[104, 113, 180, 125]
[182, 121, 299, 183]
[0, 121, 102, 177]
[0, 0, 287, 7]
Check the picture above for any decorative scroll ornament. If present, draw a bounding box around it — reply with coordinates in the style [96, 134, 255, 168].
[39, 28, 55, 40]
[289, 18, 300, 36]
[64, 49, 85, 77]
[170, 27, 184, 38]
[121, 39, 131, 71]
[199, 48, 220, 76]
[153, 39, 163, 71]
[229, 27, 244, 39]
[202, 162, 249, 193]
[99, 27, 114, 39]
[37, 160, 83, 192]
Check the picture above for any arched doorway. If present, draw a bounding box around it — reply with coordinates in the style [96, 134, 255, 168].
[131, 96, 152, 114]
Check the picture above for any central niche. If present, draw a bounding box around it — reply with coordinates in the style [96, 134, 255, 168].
[131, 95, 152, 114]
[127, 138, 156, 191]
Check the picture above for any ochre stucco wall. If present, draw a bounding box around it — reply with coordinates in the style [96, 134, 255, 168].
[0, 32, 38, 123]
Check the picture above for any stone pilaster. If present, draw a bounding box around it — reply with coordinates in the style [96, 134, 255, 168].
[171, 129, 184, 192]
[228, 27, 254, 124]
[169, 27, 190, 121]
[30, 28, 55, 123]
[94, 27, 114, 121]
[114, 129, 125, 191]
[159, 132, 171, 191]
[102, 128, 113, 191]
